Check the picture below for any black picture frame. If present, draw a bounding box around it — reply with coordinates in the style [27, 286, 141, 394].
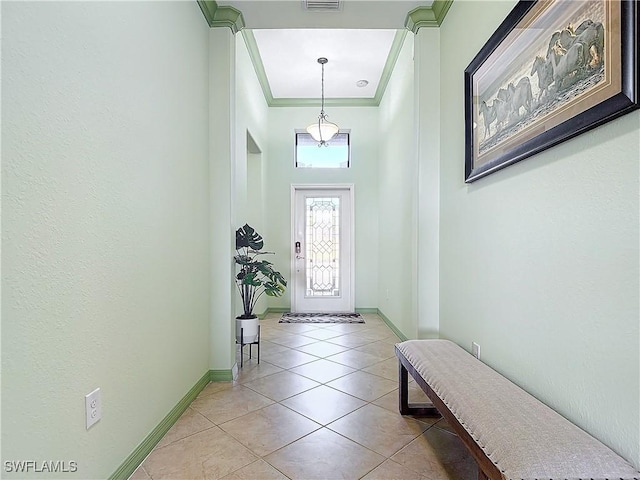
[464, 0, 638, 183]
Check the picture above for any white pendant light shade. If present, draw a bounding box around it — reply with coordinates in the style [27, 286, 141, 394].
[308, 57, 339, 146]
[306, 116, 339, 143]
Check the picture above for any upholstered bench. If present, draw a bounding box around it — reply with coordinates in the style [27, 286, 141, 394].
[395, 339, 640, 480]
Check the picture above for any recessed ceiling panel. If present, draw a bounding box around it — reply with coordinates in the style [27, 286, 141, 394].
[253, 29, 397, 99]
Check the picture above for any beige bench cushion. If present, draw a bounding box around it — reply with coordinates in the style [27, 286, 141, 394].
[396, 339, 640, 480]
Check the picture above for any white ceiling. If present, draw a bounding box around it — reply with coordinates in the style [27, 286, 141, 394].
[253, 29, 397, 99]
[218, 0, 434, 101]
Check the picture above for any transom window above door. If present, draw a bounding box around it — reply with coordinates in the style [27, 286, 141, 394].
[295, 132, 350, 168]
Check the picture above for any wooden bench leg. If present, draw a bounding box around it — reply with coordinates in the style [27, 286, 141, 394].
[399, 362, 410, 414]
[398, 362, 440, 417]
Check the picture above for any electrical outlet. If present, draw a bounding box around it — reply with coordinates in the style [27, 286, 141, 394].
[472, 342, 481, 360]
[85, 388, 101, 429]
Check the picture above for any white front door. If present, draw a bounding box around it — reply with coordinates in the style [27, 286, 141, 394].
[292, 186, 354, 313]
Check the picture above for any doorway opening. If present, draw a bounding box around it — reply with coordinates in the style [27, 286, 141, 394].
[291, 184, 355, 313]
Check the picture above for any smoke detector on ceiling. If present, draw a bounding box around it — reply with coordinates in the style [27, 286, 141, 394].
[304, 0, 341, 11]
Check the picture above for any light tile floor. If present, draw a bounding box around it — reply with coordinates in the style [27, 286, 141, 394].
[131, 313, 477, 480]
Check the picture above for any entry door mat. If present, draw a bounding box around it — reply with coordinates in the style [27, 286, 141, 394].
[279, 312, 365, 324]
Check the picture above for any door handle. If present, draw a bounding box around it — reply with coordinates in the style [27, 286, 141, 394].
[295, 242, 304, 268]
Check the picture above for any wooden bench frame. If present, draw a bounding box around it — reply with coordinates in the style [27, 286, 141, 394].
[396, 346, 502, 480]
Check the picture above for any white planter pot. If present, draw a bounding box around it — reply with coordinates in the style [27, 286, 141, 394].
[236, 317, 259, 344]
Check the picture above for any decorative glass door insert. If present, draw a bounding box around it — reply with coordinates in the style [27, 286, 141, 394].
[305, 197, 340, 297]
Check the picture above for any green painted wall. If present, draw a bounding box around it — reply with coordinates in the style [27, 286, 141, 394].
[234, 35, 270, 319]
[377, 32, 418, 338]
[2, 2, 211, 477]
[4, 0, 638, 475]
[208, 27, 236, 371]
[415, 27, 441, 339]
[265, 107, 380, 310]
[437, 0, 640, 468]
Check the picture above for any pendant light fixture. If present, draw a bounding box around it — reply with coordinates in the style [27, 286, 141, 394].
[306, 57, 339, 146]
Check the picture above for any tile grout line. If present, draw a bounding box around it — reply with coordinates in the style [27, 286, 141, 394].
[137, 314, 454, 480]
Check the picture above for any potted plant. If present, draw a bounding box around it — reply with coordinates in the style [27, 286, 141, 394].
[234, 224, 287, 344]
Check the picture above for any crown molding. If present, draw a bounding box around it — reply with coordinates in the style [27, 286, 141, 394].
[242, 30, 275, 104]
[373, 29, 407, 105]
[269, 98, 380, 108]
[197, 0, 245, 33]
[405, 0, 453, 33]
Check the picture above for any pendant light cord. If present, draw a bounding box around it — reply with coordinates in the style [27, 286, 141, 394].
[307, 57, 338, 146]
[317, 61, 326, 143]
[320, 61, 326, 115]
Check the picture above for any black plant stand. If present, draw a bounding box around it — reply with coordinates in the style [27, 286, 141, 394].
[237, 325, 260, 368]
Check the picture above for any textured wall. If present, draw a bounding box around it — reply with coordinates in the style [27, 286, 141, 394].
[2, 2, 211, 477]
[208, 27, 236, 370]
[234, 35, 270, 318]
[437, 0, 640, 468]
[377, 33, 418, 337]
[415, 27, 441, 339]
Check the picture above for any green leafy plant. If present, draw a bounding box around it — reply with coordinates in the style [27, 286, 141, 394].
[234, 224, 287, 319]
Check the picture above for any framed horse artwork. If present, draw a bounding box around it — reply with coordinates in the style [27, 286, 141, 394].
[464, 0, 638, 183]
